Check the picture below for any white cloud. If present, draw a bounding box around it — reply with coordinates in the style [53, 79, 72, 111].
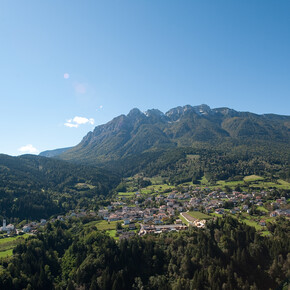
[18, 144, 39, 154]
[73, 116, 94, 125]
[64, 116, 95, 128]
[64, 122, 79, 128]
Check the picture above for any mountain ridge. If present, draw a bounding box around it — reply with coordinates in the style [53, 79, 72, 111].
[55, 104, 289, 163]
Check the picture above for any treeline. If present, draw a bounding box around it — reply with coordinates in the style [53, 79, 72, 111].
[0, 217, 289, 289]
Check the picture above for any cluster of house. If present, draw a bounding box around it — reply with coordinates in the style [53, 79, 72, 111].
[0, 209, 98, 236]
[98, 194, 187, 226]
[0, 219, 47, 235]
[269, 208, 290, 217]
[1, 186, 288, 238]
[54, 209, 96, 222]
[22, 219, 47, 233]
[188, 189, 289, 215]
[0, 219, 15, 234]
[98, 186, 289, 235]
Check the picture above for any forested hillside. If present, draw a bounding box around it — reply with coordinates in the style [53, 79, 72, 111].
[0, 217, 289, 289]
[0, 154, 119, 220]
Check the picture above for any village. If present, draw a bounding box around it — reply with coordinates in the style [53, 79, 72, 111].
[1, 183, 289, 240]
[95, 183, 289, 238]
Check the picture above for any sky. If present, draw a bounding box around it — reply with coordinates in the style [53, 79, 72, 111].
[0, 0, 289, 156]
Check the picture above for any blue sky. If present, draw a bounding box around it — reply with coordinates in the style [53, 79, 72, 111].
[0, 0, 289, 156]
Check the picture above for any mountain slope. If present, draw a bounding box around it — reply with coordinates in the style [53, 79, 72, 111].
[39, 147, 72, 157]
[59, 105, 290, 167]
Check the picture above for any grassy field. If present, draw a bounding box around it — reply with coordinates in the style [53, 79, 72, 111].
[107, 229, 118, 239]
[256, 206, 269, 213]
[140, 189, 153, 194]
[117, 191, 136, 197]
[94, 220, 120, 230]
[0, 249, 13, 258]
[192, 177, 290, 191]
[243, 175, 264, 182]
[146, 184, 175, 193]
[179, 214, 189, 225]
[84, 220, 121, 238]
[84, 220, 139, 239]
[0, 234, 30, 258]
[216, 180, 244, 188]
[249, 180, 290, 190]
[277, 179, 290, 188]
[260, 231, 272, 237]
[241, 219, 263, 230]
[187, 211, 212, 220]
[149, 176, 164, 185]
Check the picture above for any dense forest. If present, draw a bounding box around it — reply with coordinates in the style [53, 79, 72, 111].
[0, 154, 120, 221]
[0, 217, 289, 289]
[96, 140, 290, 184]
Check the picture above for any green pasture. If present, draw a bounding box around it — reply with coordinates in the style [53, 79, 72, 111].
[117, 191, 136, 197]
[216, 180, 244, 187]
[192, 176, 290, 191]
[140, 189, 153, 194]
[0, 234, 30, 258]
[260, 231, 272, 237]
[243, 175, 264, 182]
[146, 184, 175, 192]
[179, 214, 189, 226]
[241, 219, 263, 231]
[0, 249, 13, 258]
[249, 180, 290, 190]
[107, 230, 117, 239]
[94, 220, 120, 231]
[256, 206, 269, 213]
[187, 211, 212, 220]
[149, 176, 164, 185]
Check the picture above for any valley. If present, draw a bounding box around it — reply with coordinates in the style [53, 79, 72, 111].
[0, 105, 289, 289]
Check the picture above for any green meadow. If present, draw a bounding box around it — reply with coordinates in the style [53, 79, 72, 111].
[187, 211, 212, 220]
[0, 234, 30, 258]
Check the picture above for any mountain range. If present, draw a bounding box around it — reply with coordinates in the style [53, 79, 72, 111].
[39, 104, 290, 182]
[39, 104, 287, 158]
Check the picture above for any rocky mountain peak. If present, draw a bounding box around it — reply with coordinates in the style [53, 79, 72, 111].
[127, 108, 143, 118]
[144, 109, 164, 117]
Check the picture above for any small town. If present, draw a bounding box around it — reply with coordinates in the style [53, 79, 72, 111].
[3, 178, 289, 247]
[1, 181, 289, 241]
